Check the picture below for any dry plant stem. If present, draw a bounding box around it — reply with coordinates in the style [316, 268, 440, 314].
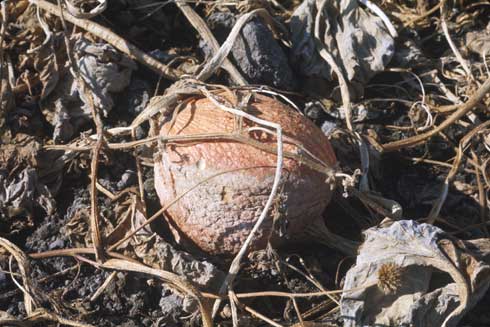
[440, 0, 473, 79]
[0, 264, 78, 301]
[132, 129, 145, 203]
[55, 0, 106, 261]
[471, 150, 489, 237]
[0, 238, 37, 314]
[175, 1, 247, 85]
[0, 1, 7, 109]
[8, 257, 33, 313]
[128, 83, 202, 131]
[408, 156, 479, 174]
[300, 301, 338, 321]
[196, 8, 269, 82]
[281, 258, 340, 305]
[199, 88, 284, 321]
[17, 249, 210, 326]
[65, 0, 107, 18]
[405, 2, 442, 26]
[229, 290, 239, 327]
[15, 310, 95, 327]
[481, 156, 490, 189]
[425, 147, 460, 224]
[204, 282, 376, 299]
[96, 182, 116, 200]
[270, 256, 303, 326]
[57, 0, 76, 69]
[30, 0, 182, 80]
[292, 298, 306, 327]
[426, 120, 490, 224]
[314, 0, 353, 132]
[87, 98, 105, 262]
[304, 216, 358, 256]
[241, 302, 284, 327]
[272, 253, 315, 325]
[255, 88, 301, 113]
[29, 247, 139, 264]
[0, 313, 92, 327]
[357, 0, 397, 37]
[0, 239, 93, 327]
[314, 0, 372, 195]
[101, 259, 213, 327]
[388, 68, 427, 102]
[90, 271, 117, 302]
[382, 77, 490, 151]
[45, 132, 332, 175]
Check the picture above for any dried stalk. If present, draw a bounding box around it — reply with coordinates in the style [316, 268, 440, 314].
[314, 0, 353, 132]
[0, 1, 8, 111]
[281, 257, 340, 305]
[19, 309, 94, 327]
[241, 302, 284, 327]
[86, 97, 106, 261]
[404, 2, 442, 27]
[52, 0, 106, 261]
[90, 271, 117, 302]
[426, 120, 490, 224]
[45, 132, 333, 175]
[204, 283, 376, 299]
[382, 77, 490, 151]
[357, 0, 397, 37]
[175, 1, 247, 85]
[425, 147, 461, 224]
[471, 150, 489, 237]
[0, 238, 38, 315]
[313, 0, 375, 201]
[440, 0, 473, 79]
[65, 0, 106, 18]
[30, 0, 183, 80]
[0, 238, 92, 327]
[29, 247, 139, 263]
[101, 259, 213, 327]
[28, 247, 211, 327]
[196, 8, 268, 82]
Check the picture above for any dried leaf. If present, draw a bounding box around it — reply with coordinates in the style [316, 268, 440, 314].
[290, 0, 395, 98]
[41, 35, 136, 142]
[0, 135, 69, 234]
[341, 219, 490, 327]
[134, 235, 225, 291]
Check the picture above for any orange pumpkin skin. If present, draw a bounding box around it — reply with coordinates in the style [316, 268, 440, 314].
[154, 92, 336, 256]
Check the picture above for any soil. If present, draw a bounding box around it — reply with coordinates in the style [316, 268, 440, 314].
[2, 0, 490, 326]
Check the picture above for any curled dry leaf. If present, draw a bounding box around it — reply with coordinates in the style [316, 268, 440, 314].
[11, 5, 61, 101]
[340, 219, 490, 327]
[463, 22, 490, 56]
[65, 0, 107, 19]
[289, 0, 395, 98]
[154, 89, 337, 256]
[134, 235, 225, 291]
[41, 34, 135, 142]
[0, 135, 58, 231]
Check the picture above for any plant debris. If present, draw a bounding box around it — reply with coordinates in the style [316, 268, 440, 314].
[341, 219, 490, 327]
[2, 0, 490, 326]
